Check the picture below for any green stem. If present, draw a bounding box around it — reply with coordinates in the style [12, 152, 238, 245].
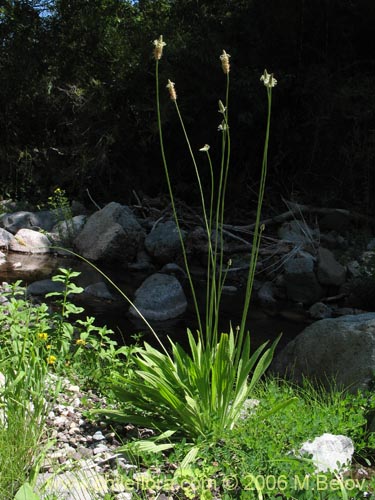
[155, 63, 203, 335]
[239, 86, 273, 346]
[205, 150, 215, 343]
[174, 102, 218, 342]
[214, 73, 231, 340]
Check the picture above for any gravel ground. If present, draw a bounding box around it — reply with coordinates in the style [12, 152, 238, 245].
[35, 375, 139, 500]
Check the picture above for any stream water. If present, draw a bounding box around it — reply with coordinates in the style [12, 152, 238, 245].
[0, 253, 306, 353]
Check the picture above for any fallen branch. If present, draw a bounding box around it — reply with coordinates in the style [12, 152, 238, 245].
[223, 200, 372, 233]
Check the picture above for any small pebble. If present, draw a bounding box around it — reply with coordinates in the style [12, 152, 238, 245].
[93, 430, 106, 441]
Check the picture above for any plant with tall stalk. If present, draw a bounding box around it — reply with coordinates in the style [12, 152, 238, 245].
[93, 36, 290, 462]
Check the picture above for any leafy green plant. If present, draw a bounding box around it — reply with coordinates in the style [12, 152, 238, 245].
[98, 327, 282, 441]
[0, 269, 133, 389]
[91, 37, 287, 465]
[0, 268, 140, 496]
[110, 378, 375, 499]
[0, 284, 57, 498]
[47, 187, 76, 244]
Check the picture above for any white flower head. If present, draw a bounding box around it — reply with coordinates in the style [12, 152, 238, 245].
[220, 50, 231, 74]
[260, 69, 277, 88]
[166, 79, 177, 100]
[153, 35, 166, 60]
[199, 144, 210, 152]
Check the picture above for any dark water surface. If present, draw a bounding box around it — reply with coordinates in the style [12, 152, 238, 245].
[0, 253, 305, 353]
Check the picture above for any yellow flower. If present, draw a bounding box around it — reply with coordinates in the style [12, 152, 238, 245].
[220, 50, 231, 74]
[260, 69, 277, 88]
[47, 355, 57, 365]
[166, 79, 177, 101]
[75, 338, 86, 346]
[46, 344, 52, 350]
[153, 35, 166, 61]
[37, 332, 48, 341]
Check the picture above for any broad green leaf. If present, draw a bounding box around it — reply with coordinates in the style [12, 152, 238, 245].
[14, 483, 41, 500]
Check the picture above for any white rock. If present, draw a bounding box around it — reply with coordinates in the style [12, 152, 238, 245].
[299, 433, 354, 472]
[10, 228, 51, 254]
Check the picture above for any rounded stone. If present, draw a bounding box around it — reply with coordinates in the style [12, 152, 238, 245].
[129, 273, 187, 321]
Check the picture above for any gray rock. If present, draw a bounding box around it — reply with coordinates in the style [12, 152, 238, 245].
[278, 220, 318, 245]
[74, 202, 144, 263]
[271, 313, 375, 392]
[84, 282, 114, 300]
[317, 247, 346, 286]
[9, 228, 51, 254]
[129, 273, 187, 321]
[160, 262, 187, 279]
[308, 302, 332, 319]
[0, 210, 55, 234]
[0, 227, 15, 248]
[299, 433, 354, 473]
[27, 279, 65, 296]
[145, 220, 186, 263]
[283, 254, 323, 304]
[128, 249, 155, 272]
[257, 281, 277, 306]
[52, 215, 87, 241]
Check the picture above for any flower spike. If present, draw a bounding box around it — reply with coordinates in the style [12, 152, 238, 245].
[220, 50, 231, 74]
[166, 79, 177, 101]
[260, 69, 277, 88]
[153, 35, 166, 60]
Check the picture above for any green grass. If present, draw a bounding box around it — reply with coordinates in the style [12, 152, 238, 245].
[113, 378, 375, 499]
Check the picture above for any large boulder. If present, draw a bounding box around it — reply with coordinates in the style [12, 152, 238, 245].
[283, 253, 323, 304]
[9, 229, 51, 254]
[0, 210, 55, 234]
[129, 273, 187, 321]
[271, 313, 375, 392]
[145, 220, 186, 264]
[74, 202, 144, 263]
[317, 247, 346, 286]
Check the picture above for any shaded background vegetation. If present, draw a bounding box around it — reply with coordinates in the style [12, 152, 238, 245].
[1, 0, 375, 216]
